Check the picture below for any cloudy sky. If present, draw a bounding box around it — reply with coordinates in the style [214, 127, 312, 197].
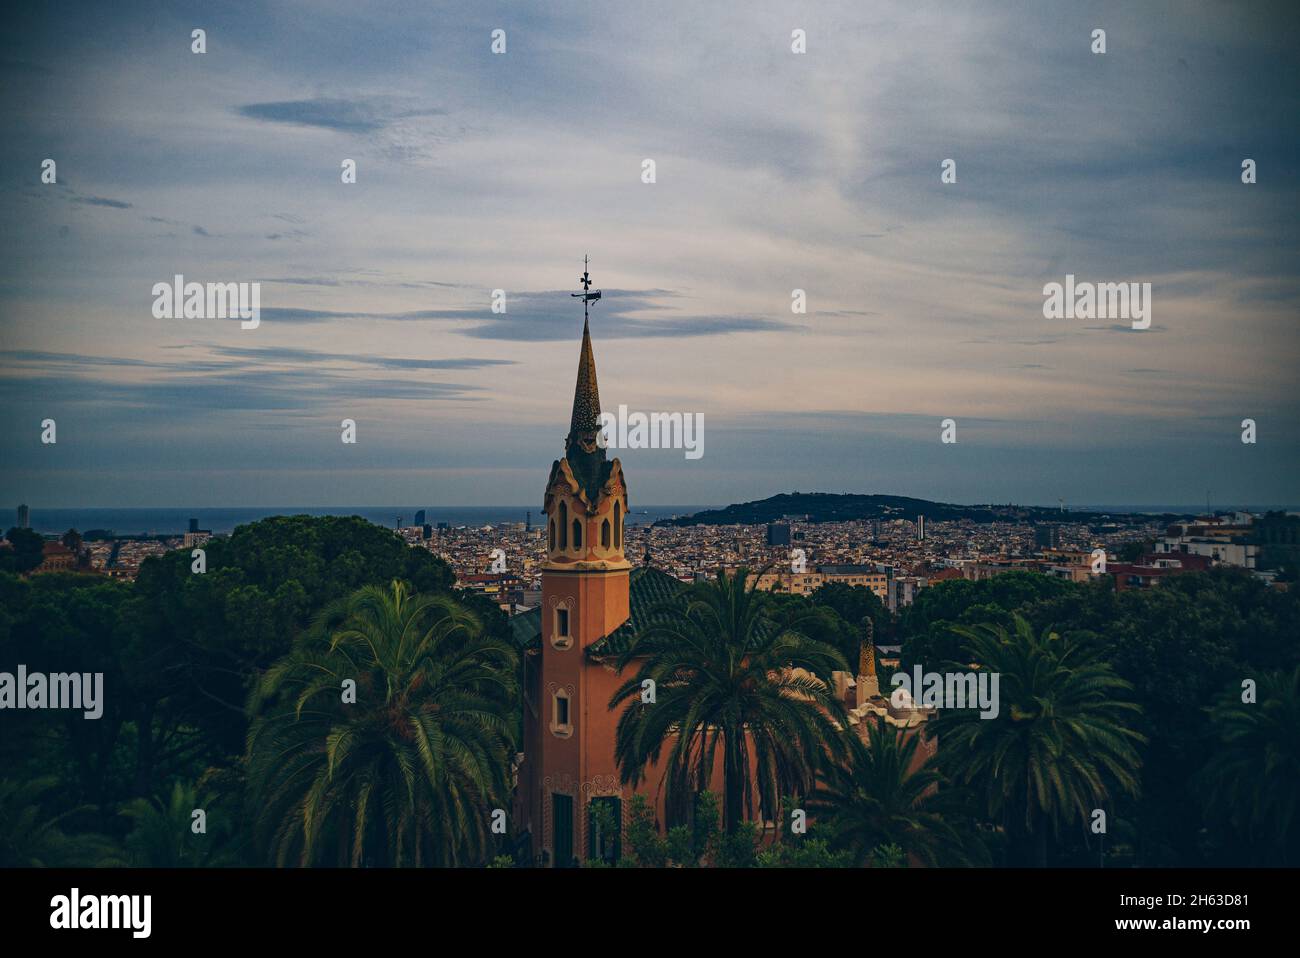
[1, 0, 1297, 509]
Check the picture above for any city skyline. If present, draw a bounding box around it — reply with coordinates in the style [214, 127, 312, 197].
[3, 0, 1298, 509]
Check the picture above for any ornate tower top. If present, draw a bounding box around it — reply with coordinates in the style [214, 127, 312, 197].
[563, 258, 611, 502]
[568, 316, 601, 441]
[542, 258, 630, 573]
[859, 617, 876, 679]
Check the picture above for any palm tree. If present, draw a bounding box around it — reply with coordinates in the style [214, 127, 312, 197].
[810, 716, 988, 866]
[0, 776, 123, 867]
[120, 780, 236, 866]
[1199, 665, 1300, 864]
[931, 614, 1145, 866]
[245, 580, 519, 866]
[610, 567, 849, 835]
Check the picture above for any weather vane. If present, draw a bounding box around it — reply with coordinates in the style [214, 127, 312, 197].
[571, 254, 601, 321]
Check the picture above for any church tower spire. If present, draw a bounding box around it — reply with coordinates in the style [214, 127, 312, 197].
[528, 258, 632, 866]
[542, 257, 629, 570]
[568, 316, 602, 442]
[561, 257, 614, 505]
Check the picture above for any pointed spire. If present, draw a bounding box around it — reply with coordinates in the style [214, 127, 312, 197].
[563, 258, 611, 504]
[856, 617, 881, 706]
[859, 617, 877, 679]
[568, 315, 602, 439]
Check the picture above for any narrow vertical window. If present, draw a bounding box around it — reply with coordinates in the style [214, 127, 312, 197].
[552, 690, 572, 735]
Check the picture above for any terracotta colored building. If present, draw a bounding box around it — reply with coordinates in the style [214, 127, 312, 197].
[511, 312, 690, 866]
[510, 308, 931, 866]
[30, 540, 93, 575]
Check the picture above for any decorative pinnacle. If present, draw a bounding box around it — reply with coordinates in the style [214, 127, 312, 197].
[570, 254, 602, 320]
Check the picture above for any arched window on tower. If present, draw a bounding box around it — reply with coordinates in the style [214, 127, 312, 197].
[549, 519, 556, 551]
[614, 501, 623, 548]
[572, 518, 582, 549]
[559, 501, 568, 550]
[551, 689, 572, 737]
[601, 518, 611, 549]
[552, 605, 572, 649]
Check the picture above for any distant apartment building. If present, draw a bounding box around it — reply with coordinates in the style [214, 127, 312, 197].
[819, 565, 889, 600]
[1156, 518, 1257, 570]
[16, 504, 30, 529]
[1255, 511, 1300, 569]
[1040, 548, 1103, 583]
[766, 522, 791, 547]
[1034, 523, 1060, 550]
[458, 572, 527, 612]
[925, 567, 963, 585]
[748, 564, 888, 601]
[1108, 552, 1213, 591]
[963, 558, 1035, 581]
[888, 575, 928, 613]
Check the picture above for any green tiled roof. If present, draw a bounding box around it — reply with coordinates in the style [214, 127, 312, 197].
[509, 605, 542, 650]
[585, 565, 690, 660]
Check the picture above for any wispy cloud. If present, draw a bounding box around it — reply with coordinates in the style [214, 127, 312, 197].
[72, 195, 131, 209]
[252, 290, 801, 340]
[236, 96, 447, 134]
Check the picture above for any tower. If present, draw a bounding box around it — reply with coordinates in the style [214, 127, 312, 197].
[856, 618, 880, 706]
[526, 259, 631, 867]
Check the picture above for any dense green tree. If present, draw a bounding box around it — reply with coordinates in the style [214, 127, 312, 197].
[767, 595, 861, 671]
[1, 517, 465, 861]
[245, 580, 518, 866]
[811, 717, 988, 866]
[0, 776, 123, 867]
[610, 568, 849, 835]
[0, 572, 148, 807]
[121, 780, 237, 866]
[809, 580, 891, 645]
[0, 527, 45, 574]
[900, 571, 1077, 670]
[132, 515, 456, 756]
[1097, 570, 1298, 864]
[932, 614, 1145, 866]
[620, 793, 670, 867]
[1199, 666, 1300, 864]
[755, 827, 854, 867]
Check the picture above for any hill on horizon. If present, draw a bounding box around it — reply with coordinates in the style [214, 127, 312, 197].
[654, 492, 1189, 527]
